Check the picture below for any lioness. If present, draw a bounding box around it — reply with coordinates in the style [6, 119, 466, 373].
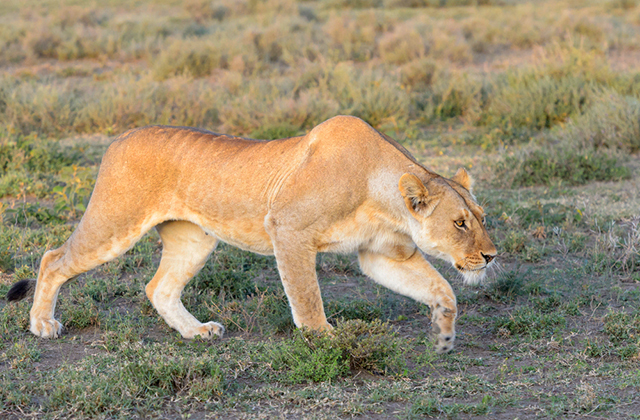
[7, 115, 496, 353]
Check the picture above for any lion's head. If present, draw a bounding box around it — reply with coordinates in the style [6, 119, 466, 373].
[399, 168, 497, 285]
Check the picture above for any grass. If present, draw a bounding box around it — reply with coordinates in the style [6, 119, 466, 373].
[497, 148, 631, 187]
[0, 0, 639, 418]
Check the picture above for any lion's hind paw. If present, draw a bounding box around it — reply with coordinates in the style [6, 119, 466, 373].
[30, 318, 63, 339]
[194, 321, 225, 339]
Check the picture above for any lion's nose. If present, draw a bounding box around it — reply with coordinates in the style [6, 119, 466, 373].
[482, 253, 496, 264]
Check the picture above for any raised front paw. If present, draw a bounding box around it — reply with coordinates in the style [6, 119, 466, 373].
[435, 332, 455, 354]
[30, 318, 63, 338]
[431, 303, 456, 353]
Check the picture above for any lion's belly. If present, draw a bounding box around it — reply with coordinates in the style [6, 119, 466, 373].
[196, 215, 275, 255]
[165, 182, 275, 255]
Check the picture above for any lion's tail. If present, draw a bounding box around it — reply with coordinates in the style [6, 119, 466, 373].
[6, 279, 36, 302]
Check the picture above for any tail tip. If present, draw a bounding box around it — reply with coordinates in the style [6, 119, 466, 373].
[6, 279, 35, 302]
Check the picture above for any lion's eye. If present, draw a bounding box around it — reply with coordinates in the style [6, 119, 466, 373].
[482, 217, 486, 225]
[454, 220, 466, 228]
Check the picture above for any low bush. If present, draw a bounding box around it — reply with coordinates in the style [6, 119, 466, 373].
[378, 27, 424, 65]
[267, 319, 406, 384]
[153, 38, 226, 80]
[480, 71, 593, 132]
[421, 71, 484, 123]
[329, 65, 410, 127]
[551, 91, 640, 153]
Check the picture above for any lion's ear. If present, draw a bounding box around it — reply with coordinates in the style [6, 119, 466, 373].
[452, 167, 473, 193]
[399, 174, 439, 217]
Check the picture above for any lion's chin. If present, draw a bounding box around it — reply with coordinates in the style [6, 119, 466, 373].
[460, 268, 487, 286]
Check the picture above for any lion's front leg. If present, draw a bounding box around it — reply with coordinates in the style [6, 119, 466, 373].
[270, 233, 331, 331]
[358, 249, 457, 353]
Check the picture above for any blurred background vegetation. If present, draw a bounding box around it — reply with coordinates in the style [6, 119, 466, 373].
[1, 0, 640, 194]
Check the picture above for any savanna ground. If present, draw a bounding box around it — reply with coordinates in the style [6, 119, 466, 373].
[1, 0, 639, 418]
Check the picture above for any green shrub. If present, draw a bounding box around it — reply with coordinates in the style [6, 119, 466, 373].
[185, 0, 229, 22]
[254, 290, 294, 333]
[329, 65, 410, 128]
[267, 320, 405, 384]
[530, 295, 562, 313]
[0, 133, 94, 199]
[583, 339, 617, 358]
[1, 75, 223, 137]
[423, 72, 484, 123]
[25, 28, 62, 59]
[219, 78, 338, 135]
[271, 333, 349, 384]
[318, 253, 360, 275]
[196, 287, 294, 334]
[0, 77, 80, 136]
[514, 203, 584, 227]
[332, 319, 406, 373]
[378, 28, 424, 64]
[83, 275, 131, 302]
[480, 71, 593, 132]
[551, 92, 640, 153]
[407, 397, 442, 418]
[122, 355, 223, 399]
[401, 58, 439, 90]
[0, 244, 13, 272]
[500, 230, 528, 254]
[153, 38, 226, 80]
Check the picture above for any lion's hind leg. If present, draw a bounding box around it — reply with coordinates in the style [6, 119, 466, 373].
[28, 219, 152, 338]
[28, 247, 68, 338]
[146, 221, 224, 339]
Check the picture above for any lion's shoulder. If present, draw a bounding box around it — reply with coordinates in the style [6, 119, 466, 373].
[307, 115, 376, 141]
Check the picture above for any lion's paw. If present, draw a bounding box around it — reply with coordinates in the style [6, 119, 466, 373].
[30, 318, 63, 339]
[190, 321, 225, 339]
[435, 333, 455, 354]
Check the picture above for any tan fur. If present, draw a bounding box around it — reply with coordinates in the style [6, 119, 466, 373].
[25, 116, 496, 353]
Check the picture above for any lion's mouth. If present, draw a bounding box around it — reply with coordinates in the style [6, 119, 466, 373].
[453, 261, 491, 286]
[454, 263, 487, 273]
